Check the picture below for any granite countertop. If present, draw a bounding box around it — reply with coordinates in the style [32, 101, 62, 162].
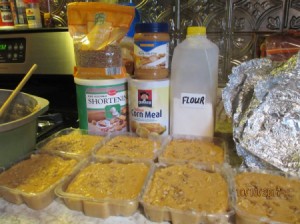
[0, 198, 168, 224]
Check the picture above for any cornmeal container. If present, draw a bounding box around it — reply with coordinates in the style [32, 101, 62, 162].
[55, 159, 154, 218]
[158, 134, 228, 169]
[93, 132, 164, 163]
[233, 168, 300, 224]
[140, 163, 235, 224]
[128, 78, 169, 138]
[0, 152, 81, 210]
[36, 127, 105, 158]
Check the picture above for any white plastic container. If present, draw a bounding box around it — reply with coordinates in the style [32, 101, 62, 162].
[170, 26, 219, 138]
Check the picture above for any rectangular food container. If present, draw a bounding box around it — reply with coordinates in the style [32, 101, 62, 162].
[0, 89, 49, 168]
[36, 127, 105, 159]
[92, 132, 165, 163]
[233, 167, 300, 224]
[140, 163, 235, 224]
[55, 159, 154, 218]
[0, 152, 83, 210]
[158, 134, 229, 169]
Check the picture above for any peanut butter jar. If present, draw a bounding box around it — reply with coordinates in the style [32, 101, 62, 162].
[134, 22, 170, 80]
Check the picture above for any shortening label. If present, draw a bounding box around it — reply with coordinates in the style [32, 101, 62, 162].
[76, 82, 128, 135]
[180, 93, 206, 108]
[134, 40, 169, 69]
[86, 91, 126, 109]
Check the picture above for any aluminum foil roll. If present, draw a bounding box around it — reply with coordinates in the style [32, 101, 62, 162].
[223, 52, 300, 175]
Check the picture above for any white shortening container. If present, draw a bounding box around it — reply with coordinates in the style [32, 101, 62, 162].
[170, 26, 219, 137]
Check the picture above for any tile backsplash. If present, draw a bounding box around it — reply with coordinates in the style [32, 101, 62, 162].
[45, 0, 299, 85]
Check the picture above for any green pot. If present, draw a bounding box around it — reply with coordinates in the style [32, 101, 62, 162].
[0, 89, 49, 168]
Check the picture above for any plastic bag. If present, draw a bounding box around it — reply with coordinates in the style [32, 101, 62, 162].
[67, 2, 135, 79]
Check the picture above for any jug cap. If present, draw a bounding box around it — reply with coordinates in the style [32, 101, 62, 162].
[187, 26, 206, 36]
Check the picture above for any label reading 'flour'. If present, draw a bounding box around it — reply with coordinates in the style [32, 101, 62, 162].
[180, 93, 206, 108]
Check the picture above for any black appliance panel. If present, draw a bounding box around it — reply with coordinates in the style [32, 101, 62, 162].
[0, 38, 26, 63]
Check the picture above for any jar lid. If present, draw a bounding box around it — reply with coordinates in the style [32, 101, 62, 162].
[135, 22, 169, 33]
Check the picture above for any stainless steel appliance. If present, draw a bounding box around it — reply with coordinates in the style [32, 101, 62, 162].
[0, 28, 75, 75]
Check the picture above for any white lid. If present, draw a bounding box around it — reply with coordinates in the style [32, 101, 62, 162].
[74, 77, 127, 86]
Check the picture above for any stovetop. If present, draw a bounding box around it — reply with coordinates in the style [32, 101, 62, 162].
[36, 110, 79, 142]
[0, 74, 79, 141]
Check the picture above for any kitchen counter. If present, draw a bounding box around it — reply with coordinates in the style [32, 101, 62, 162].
[0, 75, 239, 223]
[0, 133, 239, 224]
[0, 198, 168, 224]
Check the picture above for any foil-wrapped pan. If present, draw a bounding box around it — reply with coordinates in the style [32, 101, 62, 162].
[222, 52, 300, 175]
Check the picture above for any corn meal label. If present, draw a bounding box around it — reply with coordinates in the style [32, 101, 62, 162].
[129, 79, 169, 138]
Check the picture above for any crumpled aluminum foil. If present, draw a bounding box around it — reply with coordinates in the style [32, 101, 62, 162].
[222, 52, 300, 175]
